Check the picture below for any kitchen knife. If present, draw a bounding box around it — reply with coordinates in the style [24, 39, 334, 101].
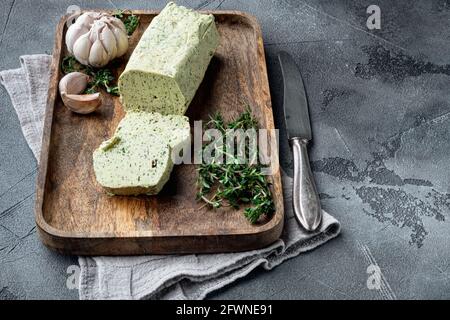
[278, 51, 322, 231]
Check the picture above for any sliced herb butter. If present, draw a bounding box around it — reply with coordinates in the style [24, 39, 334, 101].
[93, 132, 172, 196]
[118, 2, 220, 115]
[93, 112, 190, 195]
[116, 111, 190, 151]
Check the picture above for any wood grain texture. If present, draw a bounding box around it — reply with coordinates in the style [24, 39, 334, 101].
[35, 10, 284, 255]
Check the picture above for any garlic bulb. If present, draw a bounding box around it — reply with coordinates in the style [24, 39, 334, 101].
[66, 12, 128, 67]
[59, 72, 102, 114]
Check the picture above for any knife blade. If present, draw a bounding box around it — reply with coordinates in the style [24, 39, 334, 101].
[278, 51, 312, 141]
[278, 51, 322, 231]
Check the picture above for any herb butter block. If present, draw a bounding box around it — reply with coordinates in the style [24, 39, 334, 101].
[118, 2, 220, 115]
[93, 112, 190, 195]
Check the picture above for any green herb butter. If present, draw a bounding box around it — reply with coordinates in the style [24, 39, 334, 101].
[116, 111, 190, 150]
[118, 2, 220, 115]
[93, 112, 190, 195]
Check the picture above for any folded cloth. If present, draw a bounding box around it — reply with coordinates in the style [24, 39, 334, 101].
[0, 55, 341, 300]
[0, 55, 52, 158]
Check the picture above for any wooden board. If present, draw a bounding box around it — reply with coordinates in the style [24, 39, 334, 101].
[35, 10, 284, 255]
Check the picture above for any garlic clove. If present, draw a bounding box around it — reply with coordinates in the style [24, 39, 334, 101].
[61, 92, 102, 114]
[89, 39, 109, 67]
[111, 26, 128, 57]
[112, 17, 127, 34]
[59, 72, 90, 95]
[101, 16, 127, 34]
[72, 32, 92, 65]
[99, 25, 117, 60]
[88, 20, 103, 43]
[86, 22, 109, 67]
[59, 72, 102, 114]
[75, 12, 100, 29]
[65, 23, 89, 54]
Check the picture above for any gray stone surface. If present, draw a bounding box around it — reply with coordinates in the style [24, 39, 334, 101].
[0, 0, 449, 300]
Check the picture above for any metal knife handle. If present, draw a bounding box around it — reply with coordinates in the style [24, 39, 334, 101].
[291, 138, 322, 231]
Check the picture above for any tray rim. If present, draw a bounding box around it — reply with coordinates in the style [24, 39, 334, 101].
[34, 10, 284, 253]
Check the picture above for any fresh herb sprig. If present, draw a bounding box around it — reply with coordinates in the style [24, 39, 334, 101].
[84, 69, 119, 95]
[61, 56, 119, 96]
[113, 9, 140, 35]
[197, 108, 275, 223]
[61, 56, 85, 74]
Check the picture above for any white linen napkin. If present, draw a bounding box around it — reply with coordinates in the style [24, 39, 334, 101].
[0, 55, 341, 300]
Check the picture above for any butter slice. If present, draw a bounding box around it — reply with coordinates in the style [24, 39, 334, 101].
[116, 111, 190, 151]
[93, 112, 190, 195]
[118, 2, 220, 115]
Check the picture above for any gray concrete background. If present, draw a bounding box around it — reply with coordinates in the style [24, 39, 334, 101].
[0, 0, 449, 300]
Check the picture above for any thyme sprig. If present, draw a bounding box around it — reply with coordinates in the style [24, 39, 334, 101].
[197, 108, 275, 223]
[113, 9, 140, 35]
[84, 69, 119, 95]
[61, 56, 84, 74]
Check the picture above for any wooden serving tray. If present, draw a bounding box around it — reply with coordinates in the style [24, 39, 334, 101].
[35, 10, 284, 255]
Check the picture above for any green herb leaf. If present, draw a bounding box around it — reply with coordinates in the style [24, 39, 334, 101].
[106, 85, 120, 96]
[61, 56, 86, 74]
[112, 9, 125, 19]
[84, 87, 97, 94]
[113, 9, 140, 35]
[124, 14, 139, 35]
